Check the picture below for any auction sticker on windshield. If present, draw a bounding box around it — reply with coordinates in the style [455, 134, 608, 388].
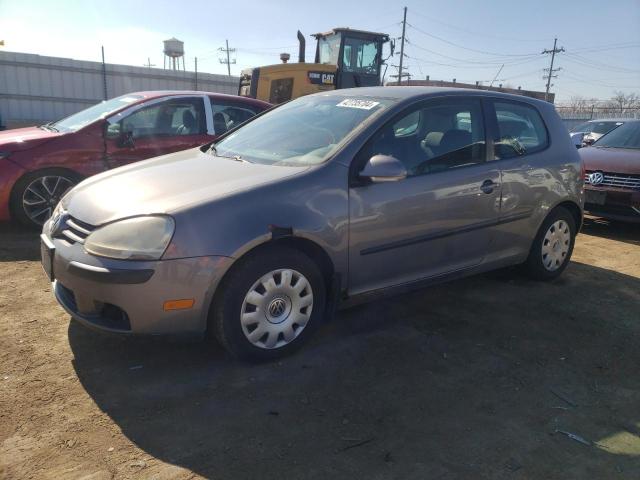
[336, 99, 380, 110]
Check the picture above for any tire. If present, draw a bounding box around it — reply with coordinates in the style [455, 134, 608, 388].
[210, 245, 327, 361]
[524, 206, 576, 280]
[10, 168, 81, 229]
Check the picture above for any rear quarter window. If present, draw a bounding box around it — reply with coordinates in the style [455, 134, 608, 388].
[493, 101, 548, 159]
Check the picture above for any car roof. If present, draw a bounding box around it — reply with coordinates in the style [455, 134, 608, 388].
[585, 118, 632, 123]
[315, 86, 552, 107]
[125, 91, 271, 108]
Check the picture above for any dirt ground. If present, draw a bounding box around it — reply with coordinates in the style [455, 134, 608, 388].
[1, 217, 639, 480]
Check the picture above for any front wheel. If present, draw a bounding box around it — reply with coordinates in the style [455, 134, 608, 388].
[524, 206, 576, 280]
[10, 169, 80, 228]
[210, 246, 326, 360]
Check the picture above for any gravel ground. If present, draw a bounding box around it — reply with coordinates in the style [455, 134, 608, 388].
[1, 217, 639, 479]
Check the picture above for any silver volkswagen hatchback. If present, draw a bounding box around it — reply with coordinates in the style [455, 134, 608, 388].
[41, 87, 584, 359]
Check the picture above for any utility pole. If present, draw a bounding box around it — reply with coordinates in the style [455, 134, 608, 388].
[397, 6, 408, 85]
[101, 46, 108, 100]
[194, 57, 198, 90]
[143, 57, 156, 68]
[542, 38, 564, 102]
[488, 64, 504, 90]
[218, 40, 236, 76]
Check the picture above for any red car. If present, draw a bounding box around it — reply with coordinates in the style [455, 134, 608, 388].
[581, 120, 640, 223]
[0, 91, 271, 227]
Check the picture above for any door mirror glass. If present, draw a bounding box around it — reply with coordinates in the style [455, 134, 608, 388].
[359, 155, 407, 182]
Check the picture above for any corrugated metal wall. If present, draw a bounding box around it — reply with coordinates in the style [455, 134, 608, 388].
[0, 51, 240, 128]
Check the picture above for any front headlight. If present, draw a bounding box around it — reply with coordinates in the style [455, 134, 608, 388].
[84, 215, 175, 260]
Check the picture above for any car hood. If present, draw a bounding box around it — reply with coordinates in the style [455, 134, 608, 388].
[579, 146, 640, 175]
[63, 147, 309, 226]
[0, 126, 63, 152]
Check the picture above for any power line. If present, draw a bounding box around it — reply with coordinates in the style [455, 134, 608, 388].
[405, 53, 543, 70]
[410, 9, 550, 43]
[563, 53, 640, 74]
[565, 42, 640, 54]
[406, 23, 539, 57]
[561, 72, 639, 89]
[405, 39, 539, 65]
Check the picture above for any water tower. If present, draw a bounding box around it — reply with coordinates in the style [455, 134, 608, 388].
[163, 37, 185, 70]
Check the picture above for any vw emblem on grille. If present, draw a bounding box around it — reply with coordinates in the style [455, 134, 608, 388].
[588, 171, 604, 186]
[268, 298, 287, 318]
[50, 210, 69, 237]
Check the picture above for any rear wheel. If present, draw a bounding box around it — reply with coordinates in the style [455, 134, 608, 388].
[524, 206, 576, 280]
[210, 246, 326, 360]
[10, 169, 80, 228]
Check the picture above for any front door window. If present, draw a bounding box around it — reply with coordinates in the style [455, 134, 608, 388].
[107, 97, 206, 140]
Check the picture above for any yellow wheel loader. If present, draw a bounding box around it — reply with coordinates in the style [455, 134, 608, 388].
[238, 28, 391, 104]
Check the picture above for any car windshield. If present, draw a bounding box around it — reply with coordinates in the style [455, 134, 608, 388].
[213, 95, 393, 166]
[570, 121, 592, 133]
[50, 94, 144, 132]
[594, 121, 640, 149]
[590, 121, 622, 135]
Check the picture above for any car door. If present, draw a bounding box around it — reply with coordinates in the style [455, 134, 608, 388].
[348, 97, 502, 295]
[486, 99, 552, 256]
[104, 96, 211, 169]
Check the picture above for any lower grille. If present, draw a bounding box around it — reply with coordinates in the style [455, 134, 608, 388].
[56, 282, 131, 331]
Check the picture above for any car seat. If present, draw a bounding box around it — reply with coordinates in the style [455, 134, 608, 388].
[177, 110, 196, 135]
[213, 112, 228, 135]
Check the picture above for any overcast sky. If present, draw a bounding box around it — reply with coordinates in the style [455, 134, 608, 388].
[1, 0, 639, 102]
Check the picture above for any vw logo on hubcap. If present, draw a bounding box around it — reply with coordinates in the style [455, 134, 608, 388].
[588, 171, 604, 185]
[268, 298, 287, 318]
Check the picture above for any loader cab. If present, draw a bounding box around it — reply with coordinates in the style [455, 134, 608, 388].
[238, 27, 389, 104]
[313, 28, 389, 89]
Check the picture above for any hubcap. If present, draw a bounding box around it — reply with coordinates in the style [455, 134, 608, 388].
[541, 220, 571, 271]
[22, 175, 74, 225]
[240, 268, 313, 349]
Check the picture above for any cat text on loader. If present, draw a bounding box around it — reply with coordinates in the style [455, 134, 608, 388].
[238, 28, 390, 104]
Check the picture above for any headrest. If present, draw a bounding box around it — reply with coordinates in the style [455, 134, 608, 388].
[423, 131, 444, 147]
[182, 110, 195, 128]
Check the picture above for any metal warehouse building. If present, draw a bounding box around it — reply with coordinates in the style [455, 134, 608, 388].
[0, 51, 239, 129]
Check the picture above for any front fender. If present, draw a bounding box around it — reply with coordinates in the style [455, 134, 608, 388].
[165, 161, 350, 277]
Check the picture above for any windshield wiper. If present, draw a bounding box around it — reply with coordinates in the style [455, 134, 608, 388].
[209, 145, 252, 163]
[39, 122, 59, 132]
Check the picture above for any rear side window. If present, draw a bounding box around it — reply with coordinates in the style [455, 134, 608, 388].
[493, 101, 548, 159]
[209, 98, 262, 135]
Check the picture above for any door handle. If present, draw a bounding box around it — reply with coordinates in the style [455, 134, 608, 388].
[480, 179, 499, 194]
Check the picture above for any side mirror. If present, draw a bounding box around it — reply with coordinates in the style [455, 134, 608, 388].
[359, 155, 407, 182]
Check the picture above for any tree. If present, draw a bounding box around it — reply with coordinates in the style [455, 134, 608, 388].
[607, 91, 640, 114]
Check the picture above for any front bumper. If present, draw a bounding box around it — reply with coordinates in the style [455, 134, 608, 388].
[584, 186, 640, 223]
[41, 229, 233, 335]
